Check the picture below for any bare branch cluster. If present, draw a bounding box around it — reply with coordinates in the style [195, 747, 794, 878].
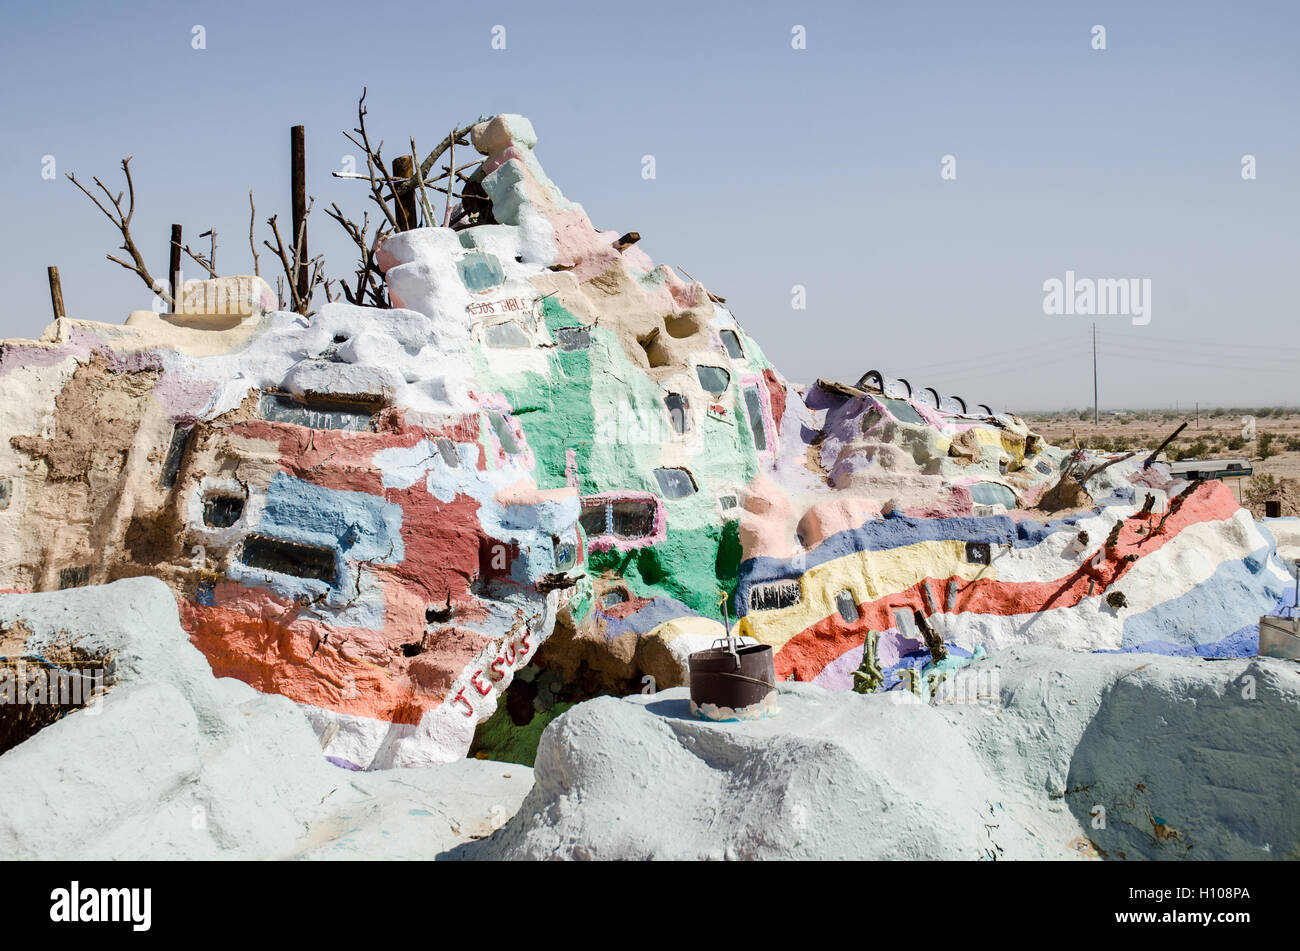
[66, 157, 172, 308]
[66, 90, 490, 319]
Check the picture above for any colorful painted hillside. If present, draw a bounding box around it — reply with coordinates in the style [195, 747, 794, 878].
[0, 115, 1289, 768]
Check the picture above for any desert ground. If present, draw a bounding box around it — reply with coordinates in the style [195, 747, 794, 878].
[1024, 408, 1300, 516]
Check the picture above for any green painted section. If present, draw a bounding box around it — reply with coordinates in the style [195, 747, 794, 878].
[469, 293, 769, 622]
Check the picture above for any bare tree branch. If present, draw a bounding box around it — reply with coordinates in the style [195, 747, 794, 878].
[341, 87, 400, 230]
[263, 198, 325, 315]
[324, 202, 389, 308]
[66, 157, 172, 307]
[183, 229, 218, 279]
[399, 123, 480, 199]
[248, 191, 260, 277]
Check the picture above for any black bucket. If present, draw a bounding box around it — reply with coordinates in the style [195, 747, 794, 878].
[688, 642, 776, 713]
[1266, 499, 1282, 518]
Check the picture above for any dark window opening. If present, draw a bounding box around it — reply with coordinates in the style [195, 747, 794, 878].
[749, 579, 801, 612]
[581, 498, 658, 541]
[696, 365, 730, 397]
[0, 477, 10, 510]
[654, 467, 697, 500]
[965, 541, 992, 565]
[258, 393, 377, 432]
[664, 393, 691, 434]
[240, 534, 337, 584]
[202, 495, 245, 528]
[332, 334, 348, 344]
[58, 566, 91, 590]
[719, 329, 745, 359]
[743, 385, 768, 451]
[835, 589, 860, 623]
[161, 424, 195, 488]
[719, 494, 739, 511]
[611, 501, 656, 539]
[579, 503, 609, 538]
[554, 326, 591, 351]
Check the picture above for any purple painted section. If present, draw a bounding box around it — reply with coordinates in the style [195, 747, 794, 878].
[97, 346, 165, 374]
[811, 642, 864, 691]
[152, 374, 223, 419]
[0, 342, 77, 374]
[811, 627, 925, 691]
[1, 325, 164, 376]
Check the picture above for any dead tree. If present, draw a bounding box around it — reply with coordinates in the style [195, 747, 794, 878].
[183, 229, 218, 279]
[323, 203, 389, 308]
[67, 157, 172, 308]
[263, 200, 327, 314]
[335, 88, 487, 231]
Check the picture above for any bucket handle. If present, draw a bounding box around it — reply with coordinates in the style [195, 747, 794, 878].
[711, 634, 755, 669]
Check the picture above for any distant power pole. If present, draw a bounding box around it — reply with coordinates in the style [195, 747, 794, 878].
[1092, 322, 1099, 425]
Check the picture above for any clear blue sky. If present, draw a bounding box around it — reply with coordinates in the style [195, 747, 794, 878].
[1, 0, 1296, 412]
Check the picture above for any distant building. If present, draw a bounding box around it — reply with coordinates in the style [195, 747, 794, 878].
[1169, 458, 1252, 481]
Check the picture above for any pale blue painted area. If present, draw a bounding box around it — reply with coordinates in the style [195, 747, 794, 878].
[261, 472, 404, 564]
[1118, 550, 1290, 654]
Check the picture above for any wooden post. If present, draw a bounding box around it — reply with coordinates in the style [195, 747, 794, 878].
[291, 125, 309, 312]
[47, 266, 66, 320]
[169, 224, 183, 312]
[391, 155, 418, 231]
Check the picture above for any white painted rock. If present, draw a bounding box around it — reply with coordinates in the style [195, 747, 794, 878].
[0, 579, 532, 859]
[460, 648, 1300, 861]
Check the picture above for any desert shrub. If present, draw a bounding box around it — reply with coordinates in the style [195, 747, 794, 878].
[1259, 432, 1277, 460]
[1246, 472, 1278, 503]
[1175, 439, 1209, 461]
[1227, 435, 1245, 451]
